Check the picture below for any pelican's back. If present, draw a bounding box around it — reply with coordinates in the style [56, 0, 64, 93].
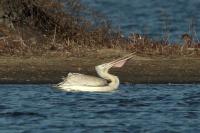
[59, 73, 108, 86]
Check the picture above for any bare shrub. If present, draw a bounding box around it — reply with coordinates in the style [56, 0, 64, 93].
[0, 0, 116, 55]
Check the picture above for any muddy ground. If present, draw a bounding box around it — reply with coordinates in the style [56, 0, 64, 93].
[0, 49, 200, 84]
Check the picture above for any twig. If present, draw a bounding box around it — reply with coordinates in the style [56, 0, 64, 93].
[0, 36, 8, 40]
[194, 29, 200, 43]
[52, 26, 57, 46]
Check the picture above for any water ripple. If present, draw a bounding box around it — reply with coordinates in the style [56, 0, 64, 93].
[0, 111, 46, 118]
[0, 84, 200, 132]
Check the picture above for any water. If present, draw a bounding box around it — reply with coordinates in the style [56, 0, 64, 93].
[0, 84, 200, 133]
[81, 0, 200, 42]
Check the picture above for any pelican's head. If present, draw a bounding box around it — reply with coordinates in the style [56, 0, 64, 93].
[95, 53, 134, 76]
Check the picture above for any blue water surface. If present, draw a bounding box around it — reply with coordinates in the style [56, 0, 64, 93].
[81, 0, 200, 42]
[0, 84, 200, 133]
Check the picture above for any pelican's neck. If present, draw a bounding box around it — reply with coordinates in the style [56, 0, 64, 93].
[107, 73, 120, 89]
[97, 69, 120, 89]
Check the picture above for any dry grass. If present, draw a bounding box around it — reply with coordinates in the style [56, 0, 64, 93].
[0, 0, 200, 57]
[0, 0, 120, 55]
[126, 33, 200, 57]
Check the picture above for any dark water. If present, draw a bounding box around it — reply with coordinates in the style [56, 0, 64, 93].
[81, 0, 200, 42]
[0, 84, 200, 133]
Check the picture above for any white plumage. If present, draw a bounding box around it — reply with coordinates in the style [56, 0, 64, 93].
[56, 53, 134, 92]
[58, 73, 108, 87]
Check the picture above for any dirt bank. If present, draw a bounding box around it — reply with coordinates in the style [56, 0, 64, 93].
[1, 50, 200, 84]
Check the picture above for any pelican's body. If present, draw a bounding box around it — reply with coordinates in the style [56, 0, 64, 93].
[57, 54, 134, 92]
[59, 73, 108, 86]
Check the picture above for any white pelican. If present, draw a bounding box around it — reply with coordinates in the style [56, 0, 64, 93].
[56, 53, 134, 92]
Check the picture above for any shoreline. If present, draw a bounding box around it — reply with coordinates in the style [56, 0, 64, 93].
[1, 52, 200, 84]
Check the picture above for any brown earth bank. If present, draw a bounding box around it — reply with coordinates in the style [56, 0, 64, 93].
[1, 49, 200, 84]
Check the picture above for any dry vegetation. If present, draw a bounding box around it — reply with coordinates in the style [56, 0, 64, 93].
[127, 33, 200, 57]
[0, 0, 200, 57]
[0, 0, 120, 55]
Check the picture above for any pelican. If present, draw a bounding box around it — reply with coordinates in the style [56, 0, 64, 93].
[56, 53, 134, 92]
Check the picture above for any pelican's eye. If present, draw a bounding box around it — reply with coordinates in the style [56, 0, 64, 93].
[101, 63, 107, 68]
[96, 64, 105, 70]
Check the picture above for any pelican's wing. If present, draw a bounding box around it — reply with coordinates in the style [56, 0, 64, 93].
[60, 73, 108, 86]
